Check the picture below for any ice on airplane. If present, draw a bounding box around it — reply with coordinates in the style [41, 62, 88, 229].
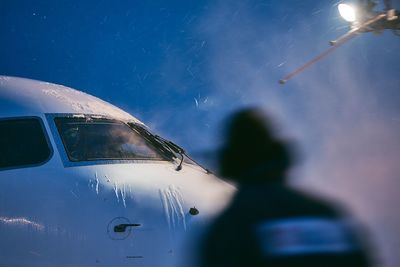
[0, 76, 235, 267]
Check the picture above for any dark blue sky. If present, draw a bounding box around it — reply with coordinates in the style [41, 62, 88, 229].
[0, 0, 349, 150]
[1, 0, 398, 164]
[1, 2, 400, 265]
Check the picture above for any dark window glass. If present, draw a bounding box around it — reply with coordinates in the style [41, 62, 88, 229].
[0, 118, 51, 169]
[55, 118, 163, 162]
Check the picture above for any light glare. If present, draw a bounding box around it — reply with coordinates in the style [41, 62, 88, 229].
[338, 3, 356, 22]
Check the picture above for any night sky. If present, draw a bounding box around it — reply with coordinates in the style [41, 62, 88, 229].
[1, 1, 400, 266]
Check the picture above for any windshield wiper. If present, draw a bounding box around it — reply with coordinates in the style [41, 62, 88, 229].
[153, 134, 185, 171]
[155, 135, 212, 174]
[128, 123, 176, 159]
[128, 122, 211, 173]
[128, 123, 184, 171]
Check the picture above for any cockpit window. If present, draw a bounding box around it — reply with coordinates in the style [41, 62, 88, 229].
[0, 118, 52, 169]
[54, 117, 163, 162]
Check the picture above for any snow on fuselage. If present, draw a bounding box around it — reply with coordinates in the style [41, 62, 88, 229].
[0, 76, 234, 267]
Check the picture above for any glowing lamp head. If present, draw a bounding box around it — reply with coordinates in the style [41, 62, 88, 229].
[338, 3, 356, 22]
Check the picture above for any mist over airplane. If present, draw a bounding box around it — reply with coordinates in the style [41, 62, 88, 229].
[0, 76, 235, 267]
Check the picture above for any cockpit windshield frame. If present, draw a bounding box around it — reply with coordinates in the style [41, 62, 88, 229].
[46, 113, 172, 168]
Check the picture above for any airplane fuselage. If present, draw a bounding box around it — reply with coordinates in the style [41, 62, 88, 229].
[0, 76, 234, 267]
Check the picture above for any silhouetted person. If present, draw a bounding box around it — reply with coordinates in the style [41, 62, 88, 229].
[200, 108, 371, 267]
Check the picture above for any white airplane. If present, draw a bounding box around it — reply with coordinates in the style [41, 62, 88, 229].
[0, 76, 235, 267]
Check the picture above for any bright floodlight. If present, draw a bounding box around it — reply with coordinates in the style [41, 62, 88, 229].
[338, 3, 356, 22]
